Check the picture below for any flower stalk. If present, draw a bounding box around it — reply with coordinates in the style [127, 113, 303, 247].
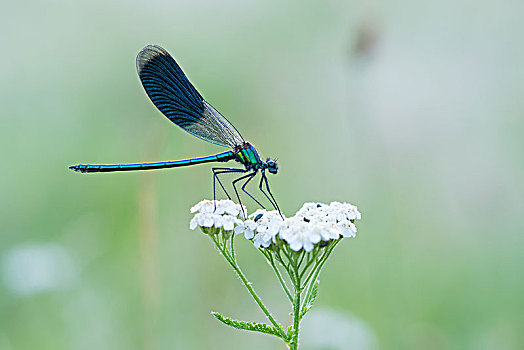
[210, 232, 286, 339]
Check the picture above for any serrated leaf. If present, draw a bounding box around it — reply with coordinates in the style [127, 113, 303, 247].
[301, 280, 320, 318]
[308, 280, 319, 304]
[287, 325, 295, 339]
[211, 312, 282, 338]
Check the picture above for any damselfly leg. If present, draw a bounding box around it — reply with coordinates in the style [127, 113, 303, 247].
[212, 167, 247, 210]
[231, 171, 259, 218]
[239, 172, 266, 209]
[259, 170, 282, 217]
[212, 168, 282, 219]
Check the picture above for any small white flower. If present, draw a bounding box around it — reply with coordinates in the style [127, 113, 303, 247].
[189, 212, 216, 230]
[234, 219, 258, 239]
[253, 231, 272, 248]
[319, 222, 341, 241]
[220, 215, 242, 231]
[248, 210, 285, 248]
[190, 199, 245, 217]
[338, 220, 357, 238]
[253, 227, 279, 248]
[189, 215, 199, 230]
[189, 200, 244, 233]
[190, 200, 213, 214]
[298, 202, 322, 212]
[279, 219, 321, 252]
[329, 202, 361, 221]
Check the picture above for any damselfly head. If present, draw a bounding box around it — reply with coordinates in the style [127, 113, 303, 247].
[266, 158, 278, 174]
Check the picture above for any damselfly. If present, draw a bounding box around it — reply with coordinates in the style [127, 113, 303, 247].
[70, 45, 280, 215]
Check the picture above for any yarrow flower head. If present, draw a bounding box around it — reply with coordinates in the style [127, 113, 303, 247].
[190, 200, 361, 251]
[190, 199, 245, 217]
[189, 200, 245, 234]
[232, 201, 362, 252]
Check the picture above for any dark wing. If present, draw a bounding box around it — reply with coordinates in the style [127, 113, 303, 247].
[136, 45, 244, 148]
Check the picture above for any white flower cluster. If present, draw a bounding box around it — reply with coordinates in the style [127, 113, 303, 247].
[189, 200, 245, 232]
[235, 202, 361, 252]
[189, 200, 361, 252]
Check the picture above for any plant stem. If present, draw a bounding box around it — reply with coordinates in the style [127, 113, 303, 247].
[299, 246, 319, 280]
[212, 236, 286, 339]
[263, 250, 293, 304]
[230, 231, 236, 261]
[298, 252, 317, 280]
[290, 290, 301, 349]
[301, 240, 341, 315]
[302, 251, 326, 291]
[290, 261, 301, 350]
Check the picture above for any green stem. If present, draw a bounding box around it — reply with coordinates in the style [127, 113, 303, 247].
[281, 246, 293, 265]
[290, 259, 302, 350]
[298, 249, 318, 280]
[302, 239, 339, 289]
[262, 250, 293, 304]
[297, 250, 306, 269]
[302, 251, 327, 290]
[230, 231, 236, 261]
[281, 249, 297, 286]
[212, 236, 286, 339]
[301, 240, 341, 316]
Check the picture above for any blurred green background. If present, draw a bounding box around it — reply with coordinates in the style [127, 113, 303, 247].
[1, 0, 523, 349]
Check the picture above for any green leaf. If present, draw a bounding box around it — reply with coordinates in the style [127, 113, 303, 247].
[211, 312, 283, 338]
[286, 325, 295, 340]
[301, 279, 319, 318]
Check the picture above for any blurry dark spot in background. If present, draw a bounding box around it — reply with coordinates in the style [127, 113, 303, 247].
[350, 15, 381, 60]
